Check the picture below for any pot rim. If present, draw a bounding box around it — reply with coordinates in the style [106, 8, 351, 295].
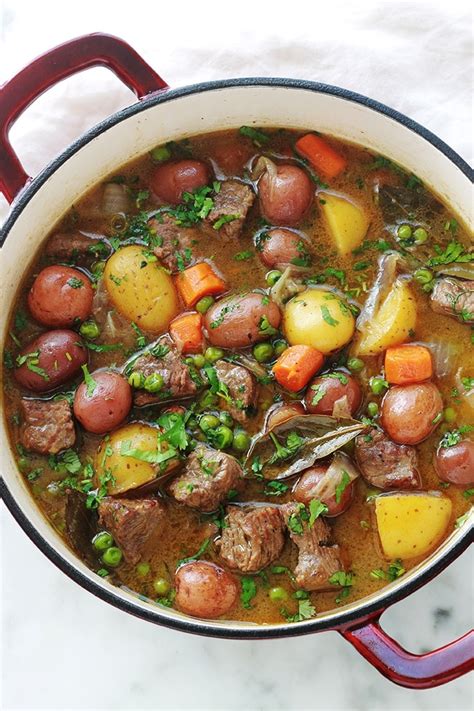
[1, 77, 473, 639]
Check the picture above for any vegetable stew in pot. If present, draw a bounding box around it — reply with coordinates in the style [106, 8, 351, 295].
[2, 127, 473, 624]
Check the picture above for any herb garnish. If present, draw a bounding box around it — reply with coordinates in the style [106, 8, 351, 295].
[178, 537, 211, 566]
[81, 364, 97, 397]
[328, 571, 354, 603]
[320, 305, 339, 327]
[240, 576, 258, 608]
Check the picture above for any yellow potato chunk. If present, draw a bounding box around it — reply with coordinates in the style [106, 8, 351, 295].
[319, 192, 370, 255]
[375, 492, 452, 560]
[104, 245, 178, 333]
[284, 288, 355, 355]
[95, 422, 176, 495]
[356, 279, 417, 356]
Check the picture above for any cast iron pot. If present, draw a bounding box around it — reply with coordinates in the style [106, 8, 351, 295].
[1, 33, 473, 690]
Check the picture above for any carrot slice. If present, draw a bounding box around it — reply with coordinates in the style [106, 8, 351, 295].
[295, 134, 347, 179]
[169, 312, 203, 354]
[384, 345, 433, 385]
[272, 345, 324, 392]
[175, 262, 226, 307]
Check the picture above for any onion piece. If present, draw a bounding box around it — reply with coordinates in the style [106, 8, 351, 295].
[102, 183, 130, 216]
[332, 395, 352, 419]
[270, 266, 306, 306]
[304, 452, 360, 502]
[433, 263, 474, 280]
[356, 252, 401, 334]
[424, 339, 460, 378]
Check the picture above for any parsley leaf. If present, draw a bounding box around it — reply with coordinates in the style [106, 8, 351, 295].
[308, 499, 328, 526]
[320, 305, 339, 327]
[178, 537, 211, 566]
[427, 241, 473, 267]
[81, 364, 97, 397]
[335, 470, 351, 504]
[264, 480, 289, 497]
[240, 576, 258, 608]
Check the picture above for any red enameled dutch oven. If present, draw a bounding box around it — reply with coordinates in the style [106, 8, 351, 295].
[1, 33, 473, 690]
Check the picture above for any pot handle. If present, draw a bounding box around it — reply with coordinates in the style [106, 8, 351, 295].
[341, 617, 474, 689]
[0, 33, 168, 203]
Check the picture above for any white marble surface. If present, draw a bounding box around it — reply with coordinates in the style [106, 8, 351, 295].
[1, 1, 473, 709]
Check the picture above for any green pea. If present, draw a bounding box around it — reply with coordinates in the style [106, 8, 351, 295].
[102, 546, 123, 567]
[219, 411, 234, 427]
[79, 320, 100, 340]
[195, 295, 215, 314]
[17, 457, 29, 472]
[266, 270, 282, 287]
[414, 268, 434, 285]
[273, 339, 288, 357]
[153, 577, 170, 595]
[253, 342, 274, 363]
[199, 414, 220, 432]
[199, 390, 218, 409]
[92, 531, 114, 551]
[185, 357, 195, 366]
[151, 145, 171, 162]
[233, 431, 251, 452]
[370, 376, 389, 396]
[136, 562, 151, 577]
[397, 224, 412, 241]
[347, 357, 364, 372]
[128, 371, 144, 388]
[413, 227, 428, 244]
[367, 402, 379, 417]
[211, 425, 233, 449]
[269, 586, 288, 602]
[205, 346, 224, 363]
[91, 261, 106, 276]
[143, 373, 164, 393]
[443, 407, 457, 423]
[192, 354, 206, 368]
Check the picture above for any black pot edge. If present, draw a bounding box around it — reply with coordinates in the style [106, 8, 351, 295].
[1, 77, 473, 639]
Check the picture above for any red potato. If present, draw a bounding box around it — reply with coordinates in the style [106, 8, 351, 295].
[260, 229, 310, 269]
[304, 372, 362, 417]
[175, 561, 238, 619]
[203, 292, 281, 349]
[14, 330, 88, 393]
[149, 160, 210, 205]
[380, 382, 443, 445]
[73, 370, 132, 434]
[435, 440, 474, 486]
[28, 266, 93, 328]
[293, 452, 359, 517]
[258, 165, 313, 225]
[211, 141, 253, 175]
[265, 402, 305, 431]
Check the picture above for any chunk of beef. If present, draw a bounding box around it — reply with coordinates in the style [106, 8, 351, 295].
[206, 180, 255, 239]
[216, 506, 285, 572]
[214, 360, 258, 423]
[65, 490, 98, 565]
[130, 336, 198, 406]
[20, 398, 75, 455]
[98, 497, 166, 565]
[168, 444, 242, 512]
[354, 428, 420, 489]
[149, 214, 198, 272]
[45, 231, 108, 261]
[430, 278, 474, 324]
[281, 503, 344, 591]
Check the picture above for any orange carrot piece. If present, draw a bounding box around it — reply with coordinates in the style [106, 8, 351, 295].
[385, 345, 433, 385]
[295, 134, 347, 179]
[272, 345, 324, 392]
[169, 312, 203, 354]
[175, 262, 226, 307]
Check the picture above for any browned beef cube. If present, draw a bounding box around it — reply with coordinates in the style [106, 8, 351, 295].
[20, 398, 75, 455]
[217, 506, 285, 572]
[214, 361, 258, 423]
[207, 180, 255, 239]
[354, 429, 420, 490]
[281, 503, 344, 591]
[45, 231, 108, 261]
[430, 278, 474, 324]
[98, 497, 166, 565]
[149, 214, 198, 272]
[168, 444, 242, 512]
[130, 336, 198, 407]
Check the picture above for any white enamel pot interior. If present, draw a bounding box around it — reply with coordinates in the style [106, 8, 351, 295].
[1, 79, 473, 638]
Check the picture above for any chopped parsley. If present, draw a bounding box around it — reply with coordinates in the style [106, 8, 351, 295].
[281, 596, 316, 623]
[268, 431, 304, 465]
[308, 499, 328, 526]
[264, 480, 289, 497]
[328, 571, 354, 603]
[455, 512, 469, 529]
[81, 364, 97, 397]
[131, 321, 147, 348]
[214, 214, 239, 231]
[370, 559, 405, 582]
[48, 449, 82, 475]
[67, 277, 83, 288]
[439, 426, 473, 448]
[310, 385, 324, 406]
[239, 125, 270, 146]
[335, 470, 351, 504]
[178, 537, 211, 566]
[163, 185, 215, 227]
[320, 305, 339, 327]
[234, 250, 254, 261]
[427, 241, 473, 267]
[240, 576, 258, 608]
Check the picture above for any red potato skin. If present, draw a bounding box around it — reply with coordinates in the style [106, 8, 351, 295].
[260, 229, 306, 268]
[149, 160, 210, 205]
[28, 266, 94, 328]
[304, 373, 362, 416]
[203, 293, 281, 349]
[293, 464, 355, 517]
[73, 370, 132, 434]
[380, 382, 443, 445]
[435, 440, 474, 486]
[14, 330, 88, 393]
[175, 561, 238, 619]
[258, 165, 313, 225]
